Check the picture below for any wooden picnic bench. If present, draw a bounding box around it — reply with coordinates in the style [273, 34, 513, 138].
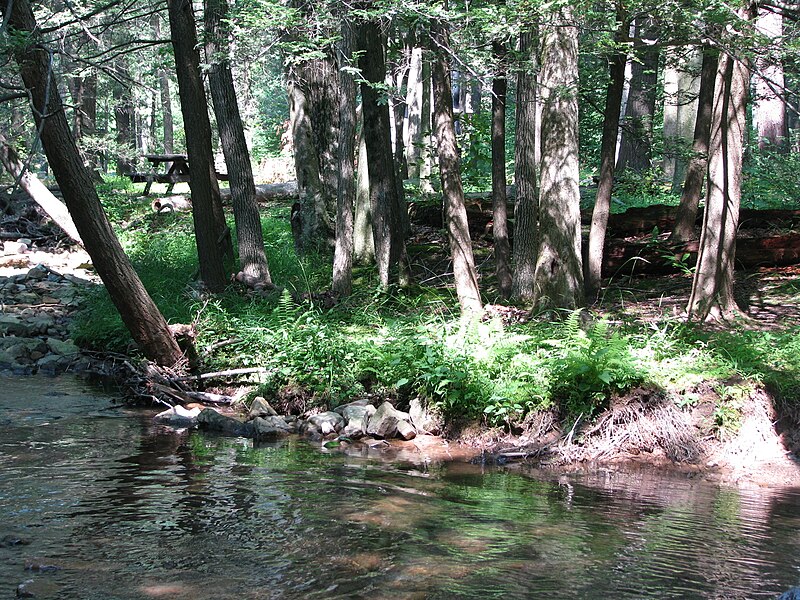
[130, 154, 229, 195]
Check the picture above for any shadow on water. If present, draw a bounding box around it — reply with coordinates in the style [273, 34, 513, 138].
[1, 375, 800, 599]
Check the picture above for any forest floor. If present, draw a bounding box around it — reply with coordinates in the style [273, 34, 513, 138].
[3, 187, 800, 488]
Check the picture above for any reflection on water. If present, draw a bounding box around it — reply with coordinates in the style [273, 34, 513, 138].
[1, 375, 799, 599]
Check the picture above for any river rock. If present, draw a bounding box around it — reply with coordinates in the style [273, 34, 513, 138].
[408, 397, 442, 435]
[0, 315, 35, 337]
[333, 398, 373, 415]
[366, 402, 416, 440]
[154, 405, 202, 427]
[247, 396, 278, 420]
[306, 411, 345, 436]
[252, 415, 292, 439]
[196, 408, 254, 437]
[25, 264, 49, 281]
[36, 354, 68, 374]
[340, 404, 376, 439]
[45, 338, 80, 357]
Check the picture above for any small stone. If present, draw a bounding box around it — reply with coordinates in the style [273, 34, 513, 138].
[25, 265, 49, 281]
[396, 419, 417, 441]
[16, 580, 35, 598]
[24, 562, 61, 573]
[0, 315, 33, 337]
[29, 351, 44, 361]
[36, 355, 66, 374]
[0, 535, 30, 547]
[17, 238, 32, 247]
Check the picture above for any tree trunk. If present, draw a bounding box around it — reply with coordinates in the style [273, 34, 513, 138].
[431, 19, 482, 315]
[586, 20, 627, 301]
[404, 47, 424, 180]
[113, 64, 136, 176]
[511, 30, 539, 302]
[204, 0, 272, 286]
[3, 0, 183, 366]
[288, 73, 328, 253]
[359, 17, 408, 288]
[687, 46, 750, 321]
[0, 133, 82, 244]
[662, 47, 702, 190]
[167, 0, 229, 292]
[151, 12, 174, 154]
[534, 8, 584, 311]
[670, 47, 719, 243]
[491, 40, 511, 300]
[419, 53, 434, 194]
[332, 18, 358, 296]
[616, 16, 659, 173]
[353, 121, 375, 263]
[754, 9, 787, 150]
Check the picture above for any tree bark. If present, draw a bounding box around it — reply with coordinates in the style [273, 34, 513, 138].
[670, 47, 719, 243]
[0, 133, 82, 244]
[332, 18, 358, 296]
[662, 47, 702, 190]
[152, 13, 174, 154]
[2, 0, 183, 366]
[491, 40, 511, 300]
[204, 0, 272, 286]
[353, 120, 375, 263]
[167, 0, 229, 292]
[359, 16, 408, 288]
[534, 8, 584, 311]
[431, 19, 482, 315]
[616, 16, 659, 173]
[511, 30, 539, 302]
[404, 47, 424, 180]
[586, 18, 627, 301]
[687, 45, 750, 321]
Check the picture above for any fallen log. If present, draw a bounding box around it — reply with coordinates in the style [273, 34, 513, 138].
[219, 181, 298, 204]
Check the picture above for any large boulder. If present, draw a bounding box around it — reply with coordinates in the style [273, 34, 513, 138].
[251, 415, 293, 439]
[408, 397, 442, 435]
[340, 403, 376, 439]
[247, 396, 278, 420]
[196, 408, 254, 437]
[45, 337, 80, 357]
[366, 402, 416, 440]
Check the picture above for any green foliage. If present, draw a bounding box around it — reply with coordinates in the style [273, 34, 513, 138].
[548, 312, 645, 417]
[613, 167, 681, 210]
[742, 146, 800, 210]
[457, 112, 493, 191]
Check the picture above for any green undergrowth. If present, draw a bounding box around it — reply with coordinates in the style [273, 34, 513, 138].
[72, 181, 800, 428]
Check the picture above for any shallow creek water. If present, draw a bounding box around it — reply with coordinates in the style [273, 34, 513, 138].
[1, 375, 800, 599]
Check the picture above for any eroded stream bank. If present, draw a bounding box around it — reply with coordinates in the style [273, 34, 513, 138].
[2, 375, 800, 599]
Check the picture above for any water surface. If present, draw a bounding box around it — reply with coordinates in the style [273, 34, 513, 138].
[1, 375, 799, 599]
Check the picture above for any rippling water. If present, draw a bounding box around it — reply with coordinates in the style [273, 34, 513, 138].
[1, 375, 799, 599]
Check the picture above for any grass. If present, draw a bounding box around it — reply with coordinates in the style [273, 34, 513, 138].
[71, 178, 800, 432]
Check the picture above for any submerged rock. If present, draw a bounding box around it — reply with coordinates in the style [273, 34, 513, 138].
[196, 408, 254, 437]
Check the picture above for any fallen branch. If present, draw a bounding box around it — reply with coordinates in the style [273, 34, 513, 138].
[175, 367, 270, 381]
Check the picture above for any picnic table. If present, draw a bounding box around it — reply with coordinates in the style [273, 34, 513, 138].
[129, 154, 228, 195]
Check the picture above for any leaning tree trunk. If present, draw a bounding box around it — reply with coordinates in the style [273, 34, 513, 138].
[670, 46, 719, 243]
[491, 39, 511, 300]
[168, 0, 229, 292]
[586, 18, 627, 301]
[332, 17, 358, 296]
[204, 0, 272, 287]
[0, 134, 82, 244]
[687, 47, 750, 322]
[511, 30, 539, 302]
[3, 0, 183, 366]
[534, 8, 584, 312]
[431, 19, 482, 315]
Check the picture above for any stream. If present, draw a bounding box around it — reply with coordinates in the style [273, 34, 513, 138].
[2, 375, 800, 599]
